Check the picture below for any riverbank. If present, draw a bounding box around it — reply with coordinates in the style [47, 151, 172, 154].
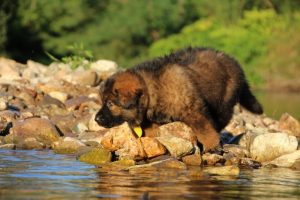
[0, 57, 300, 173]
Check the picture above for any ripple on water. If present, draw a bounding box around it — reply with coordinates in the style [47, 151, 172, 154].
[0, 149, 300, 200]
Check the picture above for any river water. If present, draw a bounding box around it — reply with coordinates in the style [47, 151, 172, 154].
[0, 150, 300, 200]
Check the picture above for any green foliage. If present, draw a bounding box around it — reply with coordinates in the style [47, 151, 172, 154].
[149, 9, 299, 86]
[1, 0, 300, 88]
[46, 43, 94, 70]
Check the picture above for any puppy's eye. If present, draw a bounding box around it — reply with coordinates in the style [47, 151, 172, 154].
[106, 101, 114, 107]
[113, 89, 119, 96]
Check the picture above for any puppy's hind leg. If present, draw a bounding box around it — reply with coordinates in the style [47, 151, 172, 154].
[182, 110, 220, 152]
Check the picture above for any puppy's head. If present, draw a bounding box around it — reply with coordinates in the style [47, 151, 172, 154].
[95, 71, 148, 128]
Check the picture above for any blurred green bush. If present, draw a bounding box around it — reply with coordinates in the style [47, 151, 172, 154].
[1, 0, 300, 87]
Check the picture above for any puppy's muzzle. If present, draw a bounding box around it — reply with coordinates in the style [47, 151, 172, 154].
[95, 105, 124, 128]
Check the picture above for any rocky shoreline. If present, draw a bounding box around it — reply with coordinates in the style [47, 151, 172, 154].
[0, 57, 299, 175]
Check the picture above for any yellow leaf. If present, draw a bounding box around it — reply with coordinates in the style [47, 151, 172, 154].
[133, 126, 143, 138]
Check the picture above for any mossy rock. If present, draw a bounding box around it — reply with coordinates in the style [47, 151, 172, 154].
[78, 148, 112, 165]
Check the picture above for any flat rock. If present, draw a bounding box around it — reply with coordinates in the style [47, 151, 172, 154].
[127, 158, 187, 172]
[78, 147, 112, 165]
[10, 117, 61, 148]
[250, 132, 298, 162]
[204, 165, 240, 176]
[265, 150, 300, 168]
[156, 135, 194, 158]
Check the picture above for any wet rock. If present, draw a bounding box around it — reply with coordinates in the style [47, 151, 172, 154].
[78, 148, 112, 165]
[182, 152, 202, 166]
[0, 143, 15, 150]
[10, 117, 61, 148]
[53, 137, 86, 154]
[140, 137, 166, 158]
[202, 153, 223, 166]
[250, 132, 298, 162]
[101, 123, 145, 160]
[265, 150, 300, 168]
[156, 136, 194, 158]
[204, 165, 240, 176]
[158, 122, 194, 141]
[18, 137, 45, 150]
[48, 91, 68, 103]
[100, 159, 136, 171]
[278, 113, 300, 137]
[128, 158, 187, 172]
[223, 144, 249, 158]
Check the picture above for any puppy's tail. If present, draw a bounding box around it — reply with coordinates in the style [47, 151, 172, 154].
[239, 83, 263, 114]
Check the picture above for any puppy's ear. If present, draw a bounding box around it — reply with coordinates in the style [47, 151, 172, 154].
[100, 78, 115, 96]
[99, 81, 105, 97]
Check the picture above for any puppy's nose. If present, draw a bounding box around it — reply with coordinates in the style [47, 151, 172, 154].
[95, 114, 104, 125]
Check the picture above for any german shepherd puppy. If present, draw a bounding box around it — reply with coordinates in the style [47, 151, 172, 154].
[95, 47, 263, 151]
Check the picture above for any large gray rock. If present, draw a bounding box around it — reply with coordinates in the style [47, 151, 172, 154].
[250, 132, 298, 162]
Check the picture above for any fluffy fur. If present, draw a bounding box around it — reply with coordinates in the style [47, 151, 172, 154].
[95, 47, 263, 150]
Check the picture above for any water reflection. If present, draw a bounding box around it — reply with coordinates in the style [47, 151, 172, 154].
[0, 150, 300, 199]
